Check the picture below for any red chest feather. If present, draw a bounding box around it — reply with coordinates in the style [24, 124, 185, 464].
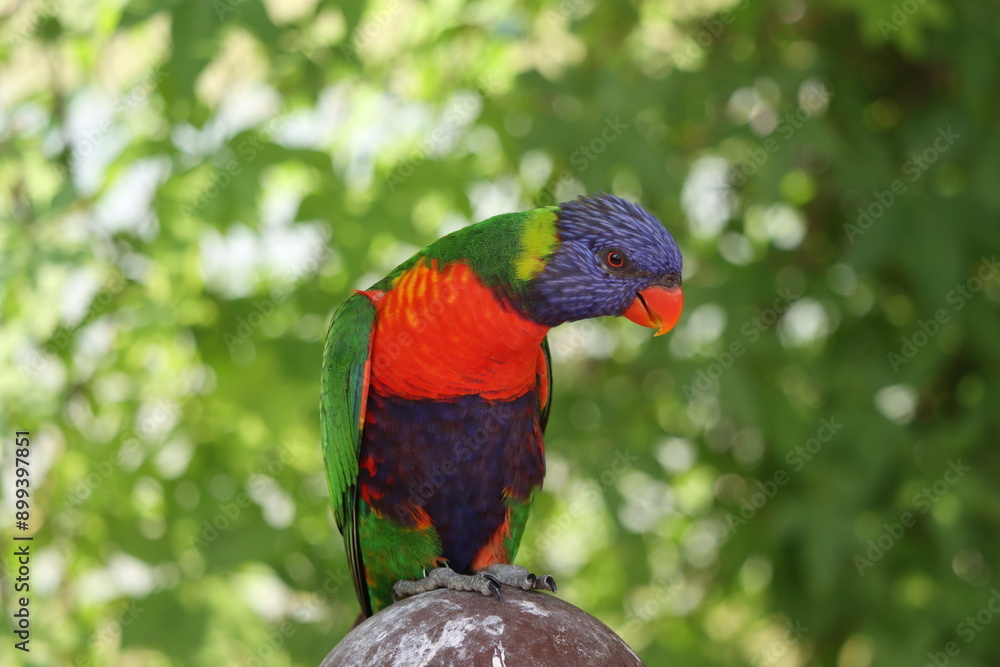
[361, 260, 548, 401]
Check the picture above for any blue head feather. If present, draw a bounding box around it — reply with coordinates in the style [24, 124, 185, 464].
[523, 193, 683, 327]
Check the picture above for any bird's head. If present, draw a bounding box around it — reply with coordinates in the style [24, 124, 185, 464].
[524, 193, 683, 335]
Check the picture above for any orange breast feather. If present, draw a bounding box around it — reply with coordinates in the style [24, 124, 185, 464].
[361, 260, 549, 401]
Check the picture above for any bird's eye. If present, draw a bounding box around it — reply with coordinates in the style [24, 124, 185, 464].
[605, 250, 626, 269]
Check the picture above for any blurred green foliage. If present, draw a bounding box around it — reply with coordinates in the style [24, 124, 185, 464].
[2, 0, 1000, 665]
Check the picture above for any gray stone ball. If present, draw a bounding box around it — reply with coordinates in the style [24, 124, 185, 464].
[321, 587, 645, 666]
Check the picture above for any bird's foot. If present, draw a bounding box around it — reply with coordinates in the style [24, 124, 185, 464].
[392, 567, 502, 602]
[481, 563, 557, 593]
[391, 564, 557, 603]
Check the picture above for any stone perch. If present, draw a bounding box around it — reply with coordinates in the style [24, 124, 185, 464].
[321, 587, 645, 666]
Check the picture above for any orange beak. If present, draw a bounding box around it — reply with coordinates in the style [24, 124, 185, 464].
[623, 284, 683, 337]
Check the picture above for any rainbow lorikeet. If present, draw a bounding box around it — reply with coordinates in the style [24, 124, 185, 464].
[321, 193, 683, 618]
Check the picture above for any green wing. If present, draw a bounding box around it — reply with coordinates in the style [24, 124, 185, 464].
[505, 336, 553, 563]
[320, 292, 376, 617]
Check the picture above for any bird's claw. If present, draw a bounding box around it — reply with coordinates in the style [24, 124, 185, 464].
[533, 573, 557, 593]
[392, 567, 505, 603]
[483, 563, 558, 593]
[391, 564, 556, 605]
[525, 572, 557, 592]
[481, 572, 502, 601]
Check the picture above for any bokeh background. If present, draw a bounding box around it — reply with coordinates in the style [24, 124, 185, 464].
[2, 0, 1000, 665]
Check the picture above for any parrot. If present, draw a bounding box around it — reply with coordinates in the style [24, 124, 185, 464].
[321, 193, 683, 619]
